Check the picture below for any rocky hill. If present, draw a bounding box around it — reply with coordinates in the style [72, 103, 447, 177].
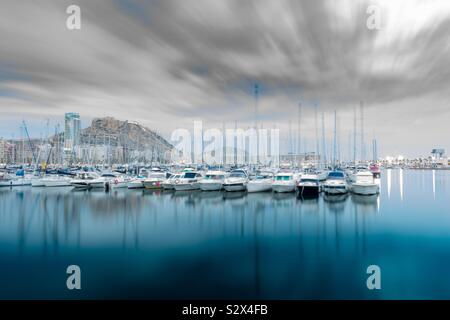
[80, 117, 172, 152]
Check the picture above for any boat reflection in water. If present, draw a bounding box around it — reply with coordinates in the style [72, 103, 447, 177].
[0, 169, 449, 299]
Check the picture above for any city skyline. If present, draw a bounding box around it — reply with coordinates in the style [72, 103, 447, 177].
[1, 0, 449, 158]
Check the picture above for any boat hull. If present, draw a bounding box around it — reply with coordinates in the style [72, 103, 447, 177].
[161, 182, 175, 190]
[31, 179, 46, 187]
[0, 180, 13, 187]
[174, 183, 200, 191]
[272, 183, 296, 193]
[109, 181, 128, 189]
[143, 180, 163, 189]
[199, 182, 223, 191]
[0, 179, 30, 187]
[246, 182, 272, 193]
[89, 181, 105, 189]
[223, 183, 246, 192]
[71, 182, 91, 189]
[323, 185, 348, 194]
[127, 181, 144, 189]
[297, 185, 320, 196]
[351, 183, 379, 195]
[43, 180, 72, 187]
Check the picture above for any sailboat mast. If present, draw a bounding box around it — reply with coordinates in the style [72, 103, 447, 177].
[321, 112, 327, 169]
[314, 104, 320, 169]
[333, 110, 337, 168]
[254, 84, 258, 129]
[353, 106, 357, 164]
[360, 101, 365, 163]
[288, 119, 293, 164]
[254, 84, 259, 165]
[297, 102, 302, 157]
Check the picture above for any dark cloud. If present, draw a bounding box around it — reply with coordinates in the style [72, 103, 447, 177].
[0, 0, 449, 157]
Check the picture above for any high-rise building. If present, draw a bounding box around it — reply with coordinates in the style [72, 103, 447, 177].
[64, 112, 81, 163]
[0, 138, 14, 164]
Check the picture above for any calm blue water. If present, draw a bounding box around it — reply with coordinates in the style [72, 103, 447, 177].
[0, 169, 449, 299]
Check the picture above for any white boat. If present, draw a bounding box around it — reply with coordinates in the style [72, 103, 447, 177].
[247, 171, 274, 193]
[323, 171, 348, 194]
[0, 171, 32, 187]
[173, 171, 203, 191]
[223, 170, 248, 192]
[88, 177, 107, 189]
[347, 165, 369, 183]
[161, 173, 182, 190]
[0, 179, 14, 187]
[143, 171, 167, 189]
[198, 171, 227, 191]
[42, 176, 73, 187]
[127, 177, 145, 189]
[108, 175, 130, 189]
[70, 172, 101, 189]
[272, 172, 297, 193]
[31, 177, 47, 187]
[317, 170, 328, 181]
[351, 171, 379, 195]
[98, 172, 131, 190]
[297, 174, 320, 196]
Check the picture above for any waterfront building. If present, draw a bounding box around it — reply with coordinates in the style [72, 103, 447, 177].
[64, 112, 81, 164]
[0, 138, 13, 164]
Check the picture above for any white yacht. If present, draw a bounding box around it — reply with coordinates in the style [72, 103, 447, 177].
[317, 170, 329, 181]
[143, 171, 167, 189]
[42, 176, 73, 187]
[127, 177, 145, 189]
[88, 176, 107, 189]
[198, 171, 227, 191]
[173, 171, 203, 191]
[0, 172, 32, 187]
[31, 176, 47, 187]
[272, 172, 297, 193]
[223, 170, 248, 192]
[247, 171, 274, 193]
[0, 178, 27, 187]
[323, 171, 348, 194]
[98, 171, 129, 189]
[161, 173, 182, 190]
[347, 165, 369, 183]
[108, 175, 130, 189]
[351, 171, 379, 195]
[297, 174, 320, 196]
[70, 172, 101, 189]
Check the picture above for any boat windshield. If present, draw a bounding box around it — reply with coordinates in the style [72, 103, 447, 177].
[101, 173, 117, 177]
[275, 175, 292, 181]
[300, 179, 317, 183]
[183, 172, 197, 179]
[229, 172, 246, 178]
[205, 174, 224, 180]
[328, 172, 345, 179]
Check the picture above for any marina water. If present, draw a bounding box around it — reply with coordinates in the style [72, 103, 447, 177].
[0, 169, 449, 299]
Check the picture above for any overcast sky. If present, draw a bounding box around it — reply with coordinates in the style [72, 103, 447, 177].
[0, 0, 449, 158]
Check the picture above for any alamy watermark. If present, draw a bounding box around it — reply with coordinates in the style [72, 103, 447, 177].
[170, 121, 280, 166]
[366, 4, 381, 30]
[66, 5, 81, 30]
[366, 265, 381, 290]
[66, 265, 81, 290]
